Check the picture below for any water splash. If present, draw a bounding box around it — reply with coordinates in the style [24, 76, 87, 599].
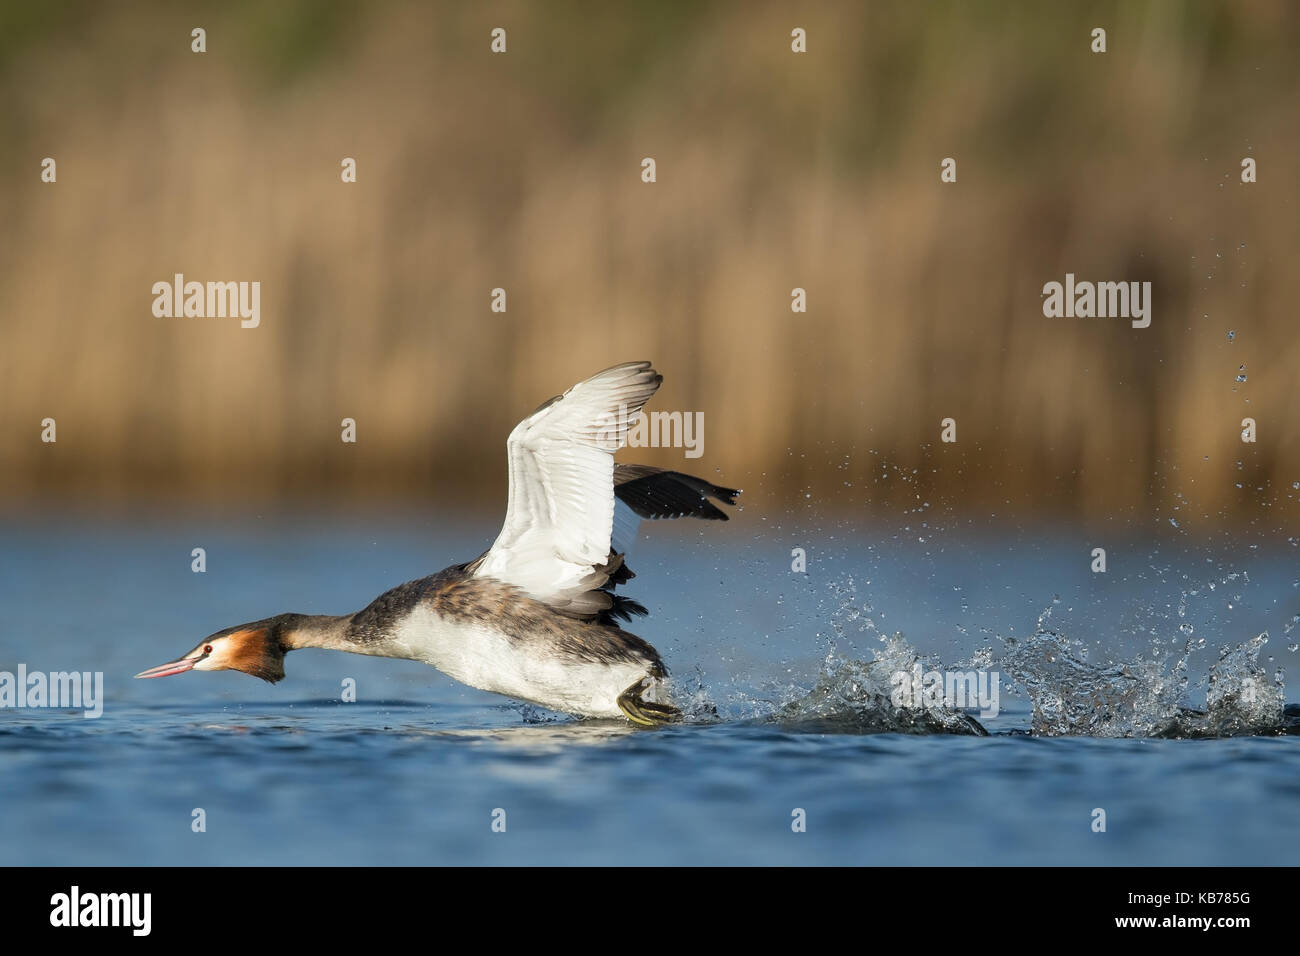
[773, 638, 986, 734]
[999, 629, 1180, 736]
[1189, 634, 1285, 736]
[723, 574, 1294, 739]
[998, 627, 1284, 738]
[706, 576, 989, 733]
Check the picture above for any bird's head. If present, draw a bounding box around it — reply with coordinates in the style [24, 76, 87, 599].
[135, 614, 296, 684]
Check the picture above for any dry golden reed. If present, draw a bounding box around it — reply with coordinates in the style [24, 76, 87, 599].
[1, 1, 1297, 528]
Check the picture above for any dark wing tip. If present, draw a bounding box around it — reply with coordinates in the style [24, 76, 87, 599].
[708, 483, 741, 507]
[598, 595, 650, 626]
[613, 466, 740, 521]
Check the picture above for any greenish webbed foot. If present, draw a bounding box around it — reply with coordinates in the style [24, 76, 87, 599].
[617, 676, 682, 727]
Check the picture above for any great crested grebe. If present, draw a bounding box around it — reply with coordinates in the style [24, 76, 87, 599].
[135, 362, 738, 725]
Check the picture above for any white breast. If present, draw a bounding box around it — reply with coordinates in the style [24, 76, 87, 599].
[388, 605, 650, 718]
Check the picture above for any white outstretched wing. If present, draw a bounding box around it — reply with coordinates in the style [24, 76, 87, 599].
[472, 362, 663, 615]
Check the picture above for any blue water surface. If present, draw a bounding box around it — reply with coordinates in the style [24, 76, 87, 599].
[1, 509, 1297, 865]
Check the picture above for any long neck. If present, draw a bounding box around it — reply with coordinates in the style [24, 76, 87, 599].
[280, 613, 360, 653]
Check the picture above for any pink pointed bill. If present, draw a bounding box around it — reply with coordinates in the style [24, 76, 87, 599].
[134, 657, 199, 679]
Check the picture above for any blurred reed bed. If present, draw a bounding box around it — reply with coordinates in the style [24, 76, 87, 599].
[0, 0, 1297, 527]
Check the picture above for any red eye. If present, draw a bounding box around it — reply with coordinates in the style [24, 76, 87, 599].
[204, 645, 213, 654]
